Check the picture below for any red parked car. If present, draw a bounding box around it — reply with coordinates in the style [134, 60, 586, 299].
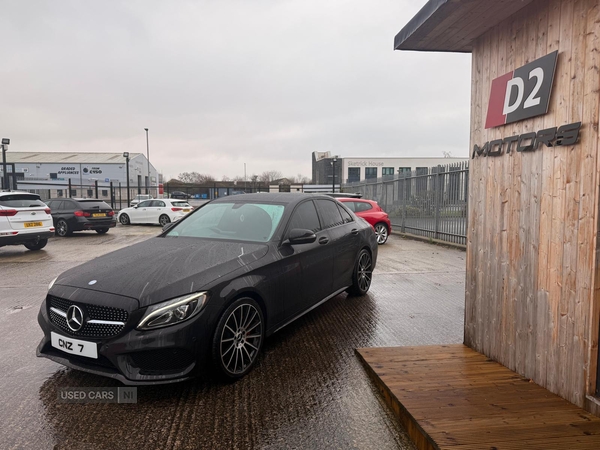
[338, 198, 391, 245]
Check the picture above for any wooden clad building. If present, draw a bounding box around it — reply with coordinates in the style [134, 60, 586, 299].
[396, 0, 600, 414]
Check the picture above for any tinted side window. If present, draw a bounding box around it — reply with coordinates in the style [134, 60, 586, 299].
[343, 201, 356, 212]
[287, 201, 321, 233]
[355, 202, 373, 213]
[337, 204, 353, 224]
[138, 200, 153, 208]
[53, 201, 64, 211]
[63, 201, 77, 210]
[315, 199, 344, 229]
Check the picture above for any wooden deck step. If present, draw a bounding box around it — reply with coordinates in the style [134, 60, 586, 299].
[356, 344, 600, 450]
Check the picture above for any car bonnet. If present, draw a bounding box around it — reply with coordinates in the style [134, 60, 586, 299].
[53, 237, 270, 306]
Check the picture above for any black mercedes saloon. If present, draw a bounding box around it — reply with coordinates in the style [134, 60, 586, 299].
[37, 193, 378, 384]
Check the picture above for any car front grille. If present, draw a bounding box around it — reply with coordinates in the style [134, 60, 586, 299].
[48, 295, 128, 339]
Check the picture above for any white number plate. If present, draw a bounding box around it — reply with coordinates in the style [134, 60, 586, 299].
[51, 332, 98, 359]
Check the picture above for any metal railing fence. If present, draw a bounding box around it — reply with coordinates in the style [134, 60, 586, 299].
[343, 162, 469, 245]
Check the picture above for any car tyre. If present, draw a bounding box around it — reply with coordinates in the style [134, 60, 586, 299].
[119, 214, 130, 225]
[55, 219, 71, 237]
[96, 228, 109, 234]
[212, 297, 264, 380]
[347, 249, 373, 296]
[159, 214, 171, 227]
[24, 239, 48, 251]
[374, 223, 388, 245]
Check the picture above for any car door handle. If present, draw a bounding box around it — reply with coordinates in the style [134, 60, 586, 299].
[351, 229, 359, 235]
[319, 237, 329, 245]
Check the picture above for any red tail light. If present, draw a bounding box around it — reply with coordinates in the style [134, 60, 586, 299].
[0, 209, 18, 217]
[74, 210, 91, 217]
[171, 207, 182, 212]
[108, 211, 115, 216]
[44, 208, 51, 214]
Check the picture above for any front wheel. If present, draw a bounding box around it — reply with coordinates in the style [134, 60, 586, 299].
[24, 239, 48, 251]
[119, 214, 130, 225]
[347, 249, 373, 296]
[374, 223, 388, 245]
[55, 219, 71, 237]
[159, 214, 171, 227]
[212, 298, 264, 380]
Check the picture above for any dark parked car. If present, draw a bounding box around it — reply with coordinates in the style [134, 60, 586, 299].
[45, 198, 116, 237]
[37, 193, 377, 384]
[170, 191, 190, 199]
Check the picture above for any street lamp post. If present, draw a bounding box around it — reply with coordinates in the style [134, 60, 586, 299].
[1, 138, 10, 190]
[123, 152, 130, 206]
[331, 155, 338, 193]
[144, 128, 150, 195]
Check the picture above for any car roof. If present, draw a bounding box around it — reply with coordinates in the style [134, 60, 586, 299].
[0, 190, 41, 197]
[211, 192, 334, 206]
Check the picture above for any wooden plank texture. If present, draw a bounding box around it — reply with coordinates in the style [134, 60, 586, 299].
[465, 0, 600, 409]
[357, 345, 600, 450]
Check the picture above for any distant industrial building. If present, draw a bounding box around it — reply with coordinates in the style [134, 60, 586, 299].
[312, 151, 468, 184]
[1, 152, 158, 200]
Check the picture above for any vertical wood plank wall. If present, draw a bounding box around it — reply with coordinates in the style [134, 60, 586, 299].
[465, 0, 600, 409]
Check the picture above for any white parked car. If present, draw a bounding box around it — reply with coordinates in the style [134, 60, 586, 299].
[130, 194, 153, 207]
[0, 191, 54, 251]
[118, 199, 193, 226]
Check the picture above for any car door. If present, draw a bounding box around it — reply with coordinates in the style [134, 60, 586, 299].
[314, 199, 361, 292]
[147, 200, 166, 224]
[129, 200, 152, 223]
[278, 199, 333, 320]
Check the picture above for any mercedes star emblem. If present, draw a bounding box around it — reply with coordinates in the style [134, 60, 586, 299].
[66, 305, 84, 332]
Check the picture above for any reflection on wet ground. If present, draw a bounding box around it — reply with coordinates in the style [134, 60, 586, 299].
[0, 226, 465, 449]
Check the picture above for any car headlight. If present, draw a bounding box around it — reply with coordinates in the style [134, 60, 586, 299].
[48, 276, 58, 291]
[137, 292, 208, 330]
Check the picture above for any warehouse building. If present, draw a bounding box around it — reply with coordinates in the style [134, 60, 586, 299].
[1, 152, 158, 200]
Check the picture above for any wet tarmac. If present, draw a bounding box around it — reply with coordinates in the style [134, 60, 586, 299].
[0, 225, 466, 450]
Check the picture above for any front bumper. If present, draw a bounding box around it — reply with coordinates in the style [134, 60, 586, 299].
[36, 291, 211, 385]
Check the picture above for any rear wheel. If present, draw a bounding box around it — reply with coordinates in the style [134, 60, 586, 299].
[212, 297, 264, 380]
[96, 228, 109, 234]
[159, 214, 171, 227]
[119, 214, 130, 225]
[374, 223, 388, 245]
[24, 239, 48, 251]
[347, 249, 373, 296]
[55, 219, 71, 237]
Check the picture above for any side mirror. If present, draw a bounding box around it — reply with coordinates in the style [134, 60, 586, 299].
[162, 222, 176, 232]
[286, 228, 317, 245]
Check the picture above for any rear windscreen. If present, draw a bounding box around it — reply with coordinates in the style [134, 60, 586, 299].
[0, 194, 45, 208]
[78, 201, 111, 210]
[171, 202, 190, 207]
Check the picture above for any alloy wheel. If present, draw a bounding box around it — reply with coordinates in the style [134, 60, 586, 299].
[357, 251, 372, 292]
[374, 223, 388, 244]
[56, 220, 68, 237]
[219, 303, 263, 376]
[159, 215, 170, 226]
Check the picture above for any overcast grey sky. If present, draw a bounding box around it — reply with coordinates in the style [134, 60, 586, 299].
[1, 0, 471, 181]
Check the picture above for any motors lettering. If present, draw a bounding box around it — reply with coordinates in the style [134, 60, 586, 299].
[472, 122, 581, 159]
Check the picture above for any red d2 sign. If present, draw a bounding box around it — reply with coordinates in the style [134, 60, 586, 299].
[485, 51, 558, 129]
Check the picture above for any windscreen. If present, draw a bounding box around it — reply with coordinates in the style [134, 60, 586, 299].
[0, 194, 45, 208]
[166, 202, 285, 242]
[78, 200, 112, 210]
